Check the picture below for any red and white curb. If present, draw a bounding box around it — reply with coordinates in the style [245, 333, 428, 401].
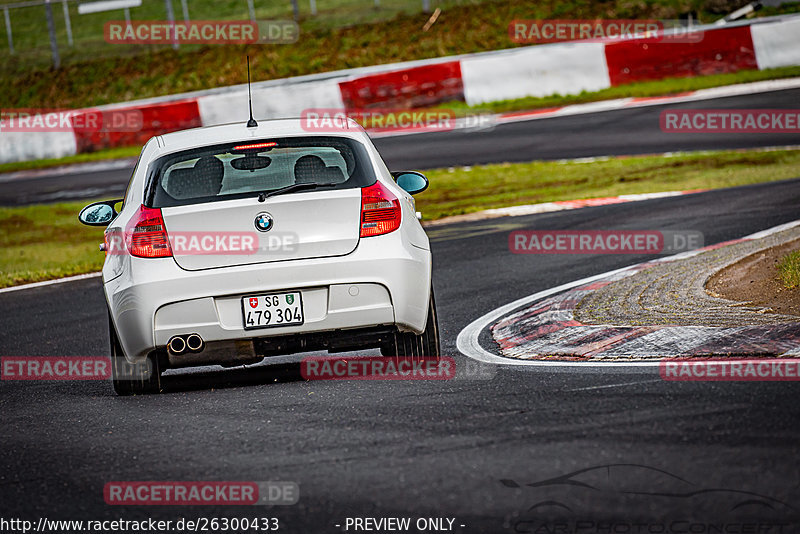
[456, 220, 800, 367]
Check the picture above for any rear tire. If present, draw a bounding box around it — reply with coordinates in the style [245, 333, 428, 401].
[421, 288, 441, 358]
[391, 287, 440, 359]
[109, 313, 162, 395]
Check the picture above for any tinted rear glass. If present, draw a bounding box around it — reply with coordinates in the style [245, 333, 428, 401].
[145, 136, 376, 208]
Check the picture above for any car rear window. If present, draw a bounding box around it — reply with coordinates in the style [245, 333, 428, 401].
[145, 136, 376, 207]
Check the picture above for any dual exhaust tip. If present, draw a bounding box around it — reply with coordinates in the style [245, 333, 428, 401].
[168, 333, 204, 355]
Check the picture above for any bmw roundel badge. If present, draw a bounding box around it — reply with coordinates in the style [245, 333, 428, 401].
[254, 212, 274, 232]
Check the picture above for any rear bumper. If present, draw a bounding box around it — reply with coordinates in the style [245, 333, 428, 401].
[104, 232, 430, 363]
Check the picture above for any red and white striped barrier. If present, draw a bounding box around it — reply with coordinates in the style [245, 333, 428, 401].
[461, 42, 609, 105]
[2, 16, 798, 164]
[197, 78, 344, 127]
[751, 16, 800, 69]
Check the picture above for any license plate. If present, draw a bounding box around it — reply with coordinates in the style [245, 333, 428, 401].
[242, 291, 304, 330]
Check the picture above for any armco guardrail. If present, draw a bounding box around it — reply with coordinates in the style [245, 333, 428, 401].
[2, 15, 799, 164]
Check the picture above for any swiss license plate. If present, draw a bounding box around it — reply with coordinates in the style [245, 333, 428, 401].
[242, 291, 304, 330]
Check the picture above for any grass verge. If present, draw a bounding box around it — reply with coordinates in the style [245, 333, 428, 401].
[0, 203, 109, 288]
[417, 148, 800, 220]
[778, 251, 800, 289]
[2, 148, 799, 288]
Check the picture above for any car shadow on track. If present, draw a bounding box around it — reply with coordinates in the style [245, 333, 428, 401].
[153, 361, 306, 394]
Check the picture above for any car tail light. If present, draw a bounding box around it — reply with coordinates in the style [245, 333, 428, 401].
[125, 205, 172, 258]
[360, 181, 401, 237]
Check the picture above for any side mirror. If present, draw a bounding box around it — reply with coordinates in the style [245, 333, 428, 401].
[392, 171, 429, 195]
[78, 199, 122, 227]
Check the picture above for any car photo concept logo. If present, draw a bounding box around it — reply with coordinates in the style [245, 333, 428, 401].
[503, 464, 794, 533]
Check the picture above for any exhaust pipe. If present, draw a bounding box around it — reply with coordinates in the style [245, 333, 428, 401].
[167, 335, 187, 355]
[186, 334, 205, 353]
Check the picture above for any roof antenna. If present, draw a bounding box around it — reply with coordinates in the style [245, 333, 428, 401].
[246, 55, 258, 128]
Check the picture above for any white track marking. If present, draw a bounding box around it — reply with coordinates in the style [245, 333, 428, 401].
[425, 190, 694, 228]
[0, 272, 101, 294]
[0, 158, 138, 183]
[567, 379, 663, 391]
[456, 220, 800, 367]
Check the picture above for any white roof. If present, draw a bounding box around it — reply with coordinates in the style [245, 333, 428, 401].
[155, 118, 366, 152]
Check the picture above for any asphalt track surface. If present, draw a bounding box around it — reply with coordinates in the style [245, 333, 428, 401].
[3, 176, 800, 530]
[1, 88, 799, 206]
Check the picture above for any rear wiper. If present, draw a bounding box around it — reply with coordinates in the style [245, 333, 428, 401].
[257, 182, 335, 202]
